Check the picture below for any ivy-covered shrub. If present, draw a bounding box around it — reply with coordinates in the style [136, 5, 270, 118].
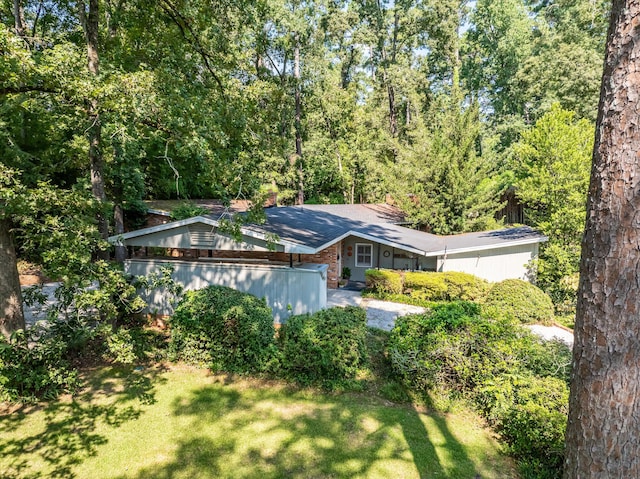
[0, 328, 80, 402]
[365, 269, 403, 294]
[169, 286, 276, 373]
[388, 302, 570, 478]
[403, 271, 489, 302]
[279, 306, 367, 386]
[484, 279, 555, 324]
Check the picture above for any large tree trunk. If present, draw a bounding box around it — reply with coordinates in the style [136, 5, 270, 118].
[294, 33, 304, 205]
[79, 0, 109, 259]
[113, 203, 126, 262]
[564, 1, 640, 477]
[0, 219, 25, 339]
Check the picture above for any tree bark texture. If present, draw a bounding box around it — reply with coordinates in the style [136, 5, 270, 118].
[80, 0, 110, 258]
[0, 219, 25, 339]
[564, 1, 640, 477]
[13, 0, 26, 38]
[113, 203, 126, 262]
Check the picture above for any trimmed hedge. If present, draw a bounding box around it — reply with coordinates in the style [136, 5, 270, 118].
[169, 286, 276, 372]
[365, 269, 403, 294]
[405, 271, 489, 302]
[484, 279, 555, 325]
[365, 270, 489, 302]
[278, 306, 367, 385]
[404, 272, 448, 300]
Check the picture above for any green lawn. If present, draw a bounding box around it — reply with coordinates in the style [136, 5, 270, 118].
[1, 365, 516, 479]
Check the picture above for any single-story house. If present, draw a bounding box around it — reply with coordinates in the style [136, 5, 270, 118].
[109, 203, 546, 322]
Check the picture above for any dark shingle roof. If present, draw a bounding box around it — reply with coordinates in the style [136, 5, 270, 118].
[294, 204, 407, 224]
[442, 227, 546, 252]
[228, 206, 544, 255]
[117, 203, 546, 255]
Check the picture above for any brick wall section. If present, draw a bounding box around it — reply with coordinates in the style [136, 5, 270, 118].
[135, 244, 341, 289]
[299, 243, 340, 289]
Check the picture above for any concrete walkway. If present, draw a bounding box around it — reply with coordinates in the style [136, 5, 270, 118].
[326, 290, 575, 347]
[22, 283, 61, 327]
[527, 324, 574, 347]
[327, 289, 426, 331]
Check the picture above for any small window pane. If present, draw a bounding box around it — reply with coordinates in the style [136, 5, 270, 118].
[355, 244, 372, 267]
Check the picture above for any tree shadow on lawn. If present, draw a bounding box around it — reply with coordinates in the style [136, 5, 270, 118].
[123, 381, 488, 479]
[0, 364, 168, 479]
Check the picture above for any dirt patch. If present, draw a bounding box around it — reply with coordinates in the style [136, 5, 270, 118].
[19, 274, 46, 286]
[18, 261, 52, 286]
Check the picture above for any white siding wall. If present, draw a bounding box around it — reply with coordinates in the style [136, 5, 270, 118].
[125, 259, 328, 323]
[437, 243, 538, 283]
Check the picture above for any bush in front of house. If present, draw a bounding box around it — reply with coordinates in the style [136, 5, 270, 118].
[403, 271, 489, 302]
[483, 279, 555, 325]
[365, 269, 403, 294]
[169, 286, 276, 372]
[442, 272, 490, 301]
[403, 271, 448, 300]
[387, 302, 570, 478]
[278, 306, 367, 386]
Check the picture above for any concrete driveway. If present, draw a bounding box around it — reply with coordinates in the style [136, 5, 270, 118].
[327, 289, 425, 331]
[326, 290, 575, 347]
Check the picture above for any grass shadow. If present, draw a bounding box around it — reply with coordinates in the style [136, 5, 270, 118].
[0, 364, 167, 479]
[122, 377, 495, 479]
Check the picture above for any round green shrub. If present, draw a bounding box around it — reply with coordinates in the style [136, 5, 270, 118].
[484, 279, 555, 324]
[169, 286, 276, 372]
[388, 303, 569, 479]
[278, 306, 367, 385]
[365, 269, 403, 294]
[442, 272, 490, 301]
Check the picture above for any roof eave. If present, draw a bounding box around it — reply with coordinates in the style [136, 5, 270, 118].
[309, 230, 435, 257]
[426, 236, 548, 257]
[108, 216, 218, 245]
[108, 216, 316, 253]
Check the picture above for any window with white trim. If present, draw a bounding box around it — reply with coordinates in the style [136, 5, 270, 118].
[355, 243, 373, 267]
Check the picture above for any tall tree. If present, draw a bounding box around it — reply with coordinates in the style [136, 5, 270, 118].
[513, 105, 593, 306]
[564, 0, 640, 476]
[78, 0, 109, 257]
[0, 167, 24, 339]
